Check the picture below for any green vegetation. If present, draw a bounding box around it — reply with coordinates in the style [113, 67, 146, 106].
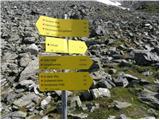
[138, 2, 159, 13]
[86, 87, 152, 119]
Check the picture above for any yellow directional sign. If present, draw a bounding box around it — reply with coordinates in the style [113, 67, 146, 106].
[45, 37, 68, 53]
[36, 16, 89, 37]
[45, 37, 88, 54]
[39, 56, 93, 70]
[39, 72, 93, 91]
[69, 40, 88, 54]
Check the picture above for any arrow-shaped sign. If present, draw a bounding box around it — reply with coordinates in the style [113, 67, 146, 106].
[68, 40, 87, 54]
[36, 16, 89, 37]
[39, 56, 93, 70]
[45, 37, 68, 53]
[45, 37, 88, 54]
[39, 72, 93, 91]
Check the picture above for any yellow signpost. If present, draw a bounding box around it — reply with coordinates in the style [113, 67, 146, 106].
[45, 37, 68, 53]
[36, 15, 91, 119]
[68, 40, 87, 54]
[36, 16, 89, 37]
[39, 55, 93, 70]
[39, 72, 93, 91]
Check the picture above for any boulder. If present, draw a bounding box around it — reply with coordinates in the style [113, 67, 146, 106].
[133, 50, 158, 65]
[19, 58, 38, 81]
[25, 43, 39, 55]
[113, 100, 132, 109]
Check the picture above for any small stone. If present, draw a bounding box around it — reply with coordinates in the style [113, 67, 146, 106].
[19, 80, 35, 86]
[133, 50, 158, 65]
[26, 43, 39, 55]
[68, 112, 88, 119]
[108, 68, 117, 74]
[142, 71, 152, 76]
[72, 96, 82, 108]
[91, 88, 111, 99]
[90, 88, 101, 99]
[55, 90, 72, 97]
[114, 100, 132, 109]
[11, 111, 27, 118]
[108, 115, 116, 119]
[13, 93, 40, 107]
[86, 103, 99, 112]
[19, 53, 32, 67]
[19, 58, 38, 81]
[80, 91, 93, 101]
[41, 96, 52, 109]
[141, 116, 156, 119]
[118, 114, 128, 119]
[96, 79, 113, 89]
[123, 73, 138, 81]
[23, 37, 35, 44]
[114, 75, 129, 87]
[98, 88, 111, 97]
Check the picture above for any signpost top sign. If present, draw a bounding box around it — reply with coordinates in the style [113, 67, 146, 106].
[36, 16, 89, 37]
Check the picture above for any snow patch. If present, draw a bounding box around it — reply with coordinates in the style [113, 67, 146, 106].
[96, 0, 127, 10]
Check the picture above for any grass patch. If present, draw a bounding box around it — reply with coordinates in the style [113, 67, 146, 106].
[87, 87, 151, 119]
[104, 63, 158, 83]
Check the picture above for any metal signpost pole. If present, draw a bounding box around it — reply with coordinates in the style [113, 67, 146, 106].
[61, 14, 68, 119]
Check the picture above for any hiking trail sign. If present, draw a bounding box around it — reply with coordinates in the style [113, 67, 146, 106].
[45, 37, 88, 54]
[39, 72, 93, 91]
[39, 55, 93, 70]
[36, 16, 89, 37]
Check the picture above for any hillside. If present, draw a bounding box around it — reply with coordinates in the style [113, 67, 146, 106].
[1, 1, 159, 119]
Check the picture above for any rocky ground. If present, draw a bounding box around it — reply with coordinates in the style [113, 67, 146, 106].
[0, 1, 159, 119]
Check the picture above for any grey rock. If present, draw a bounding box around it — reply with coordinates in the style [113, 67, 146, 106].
[98, 88, 111, 97]
[133, 50, 158, 65]
[13, 93, 40, 107]
[108, 68, 117, 74]
[26, 43, 39, 55]
[8, 34, 20, 42]
[19, 80, 35, 87]
[142, 71, 152, 76]
[123, 73, 138, 80]
[68, 112, 88, 119]
[141, 116, 156, 119]
[19, 53, 32, 67]
[91, 70, 111, 80]
[2, 110, 27, 118]
[6, 92, 19, 104]
[91, 88, 100, 99]
[23, 37, 35, 44]
[55, 90, 73, 97]
[80, 91, 93, 101]
[91, 88, 111, 99]
[118, 114, 128, 119]
[96, 78, 113, 89]
[70, 96, 82, 108]
[41, 96, 52, 109]
[97, 25, 105, 35]
[19, 58, 38, 81]
[86, 103, 99, 112]
[138, 88, 159, 109]
[113, 100, 132, 109]
[3, 52, 18, 61]
[11, 111, 27, 118]
[108, 115, 116, 119]
[147, 108, 158, 117]
[81, 104, 88, 111]
[114, 75, 129, 87]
